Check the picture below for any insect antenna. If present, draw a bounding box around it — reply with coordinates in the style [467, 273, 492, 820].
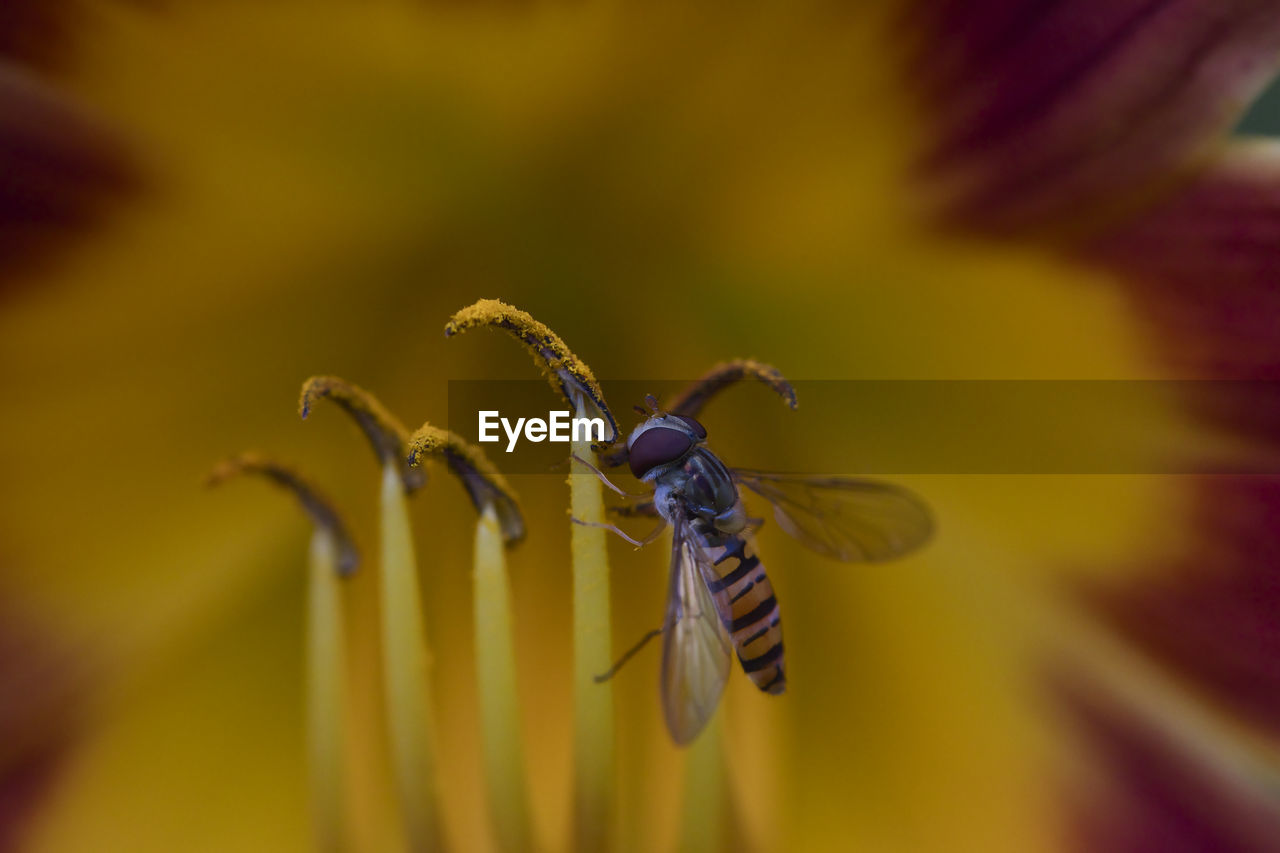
[644, 393, 661, 414]
[593, 627, 664, 683]
[632, 404, 648, 416]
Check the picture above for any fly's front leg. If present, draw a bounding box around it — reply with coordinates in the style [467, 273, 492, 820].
[570, 515, 667, 548]
[571, 453, 646, 498]
[608, 500, 658, 519]
[600, 445, 630, 469]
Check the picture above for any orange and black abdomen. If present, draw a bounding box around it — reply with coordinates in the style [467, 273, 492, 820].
[705, 535, 785, 694]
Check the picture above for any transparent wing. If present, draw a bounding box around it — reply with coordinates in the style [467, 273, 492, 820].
[732, 469, 934, 563]
[660, 514, 734, 746]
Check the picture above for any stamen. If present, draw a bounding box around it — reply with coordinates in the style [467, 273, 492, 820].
[408, 421, 534, 851]
[206, 454, 355, 850]
[666, 358, 799, 418]
[568, 391, 616, 851]
[473, 504, 535, 853]
[407, 423, 525, 546]
[378, 462, 442, 853]
[205, 452, 359, 576]
[307, 529, 349, 853]
[445, 299, 619, 447]
[449, 302, 617, 849]
[299, 375, 426, 494]
[299, 378, 442, 851]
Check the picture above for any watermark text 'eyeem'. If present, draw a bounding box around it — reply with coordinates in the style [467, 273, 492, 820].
[478, 410, 607, 452]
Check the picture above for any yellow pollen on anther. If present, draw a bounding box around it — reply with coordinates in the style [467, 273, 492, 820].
[445, 298, 618, 446]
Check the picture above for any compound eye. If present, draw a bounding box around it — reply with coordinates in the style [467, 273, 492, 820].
[628, 427, 693, 478]
[672, 414, 707, 440]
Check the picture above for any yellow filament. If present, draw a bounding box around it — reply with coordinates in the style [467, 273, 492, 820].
[206, 453, 360, 848]
[306, 528, 348, 853]
[473, 505, 534, 852]
[379, 462, 442, 851]
[570, 403, 615, 851]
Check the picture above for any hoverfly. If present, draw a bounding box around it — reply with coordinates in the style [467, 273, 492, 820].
[587, 383, 933, 746]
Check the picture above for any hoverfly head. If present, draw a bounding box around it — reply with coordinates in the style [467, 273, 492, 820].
[625, 411, 708, 480]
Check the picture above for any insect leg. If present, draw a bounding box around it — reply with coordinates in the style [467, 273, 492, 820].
[599, 446, 630, 469]
[594, 627, 664, 683]
[571, 453, 646, 497]
[570, 517, 666, 548]
[607, 500, 658, 518]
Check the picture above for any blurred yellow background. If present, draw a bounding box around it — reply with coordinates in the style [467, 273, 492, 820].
[0, 3, 1236, 851]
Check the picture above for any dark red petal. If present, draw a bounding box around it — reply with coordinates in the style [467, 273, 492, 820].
[0, 1, 84, 70]
[1077, 145, 1280, 450]
[903, 1, 1280, 235]
[0, 63, 141, 290]
[0, 603, 85, 850]
[1083, 144, 1280, 376]
[1052, 672, 1280, 852]
[1078, 477, 1280, 739]
[0, 742, 73, 852]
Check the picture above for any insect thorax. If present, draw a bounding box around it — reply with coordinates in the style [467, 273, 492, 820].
[653, 447, 745, 534]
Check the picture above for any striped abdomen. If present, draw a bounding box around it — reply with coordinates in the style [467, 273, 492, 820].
[704, 534, 785, 695]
